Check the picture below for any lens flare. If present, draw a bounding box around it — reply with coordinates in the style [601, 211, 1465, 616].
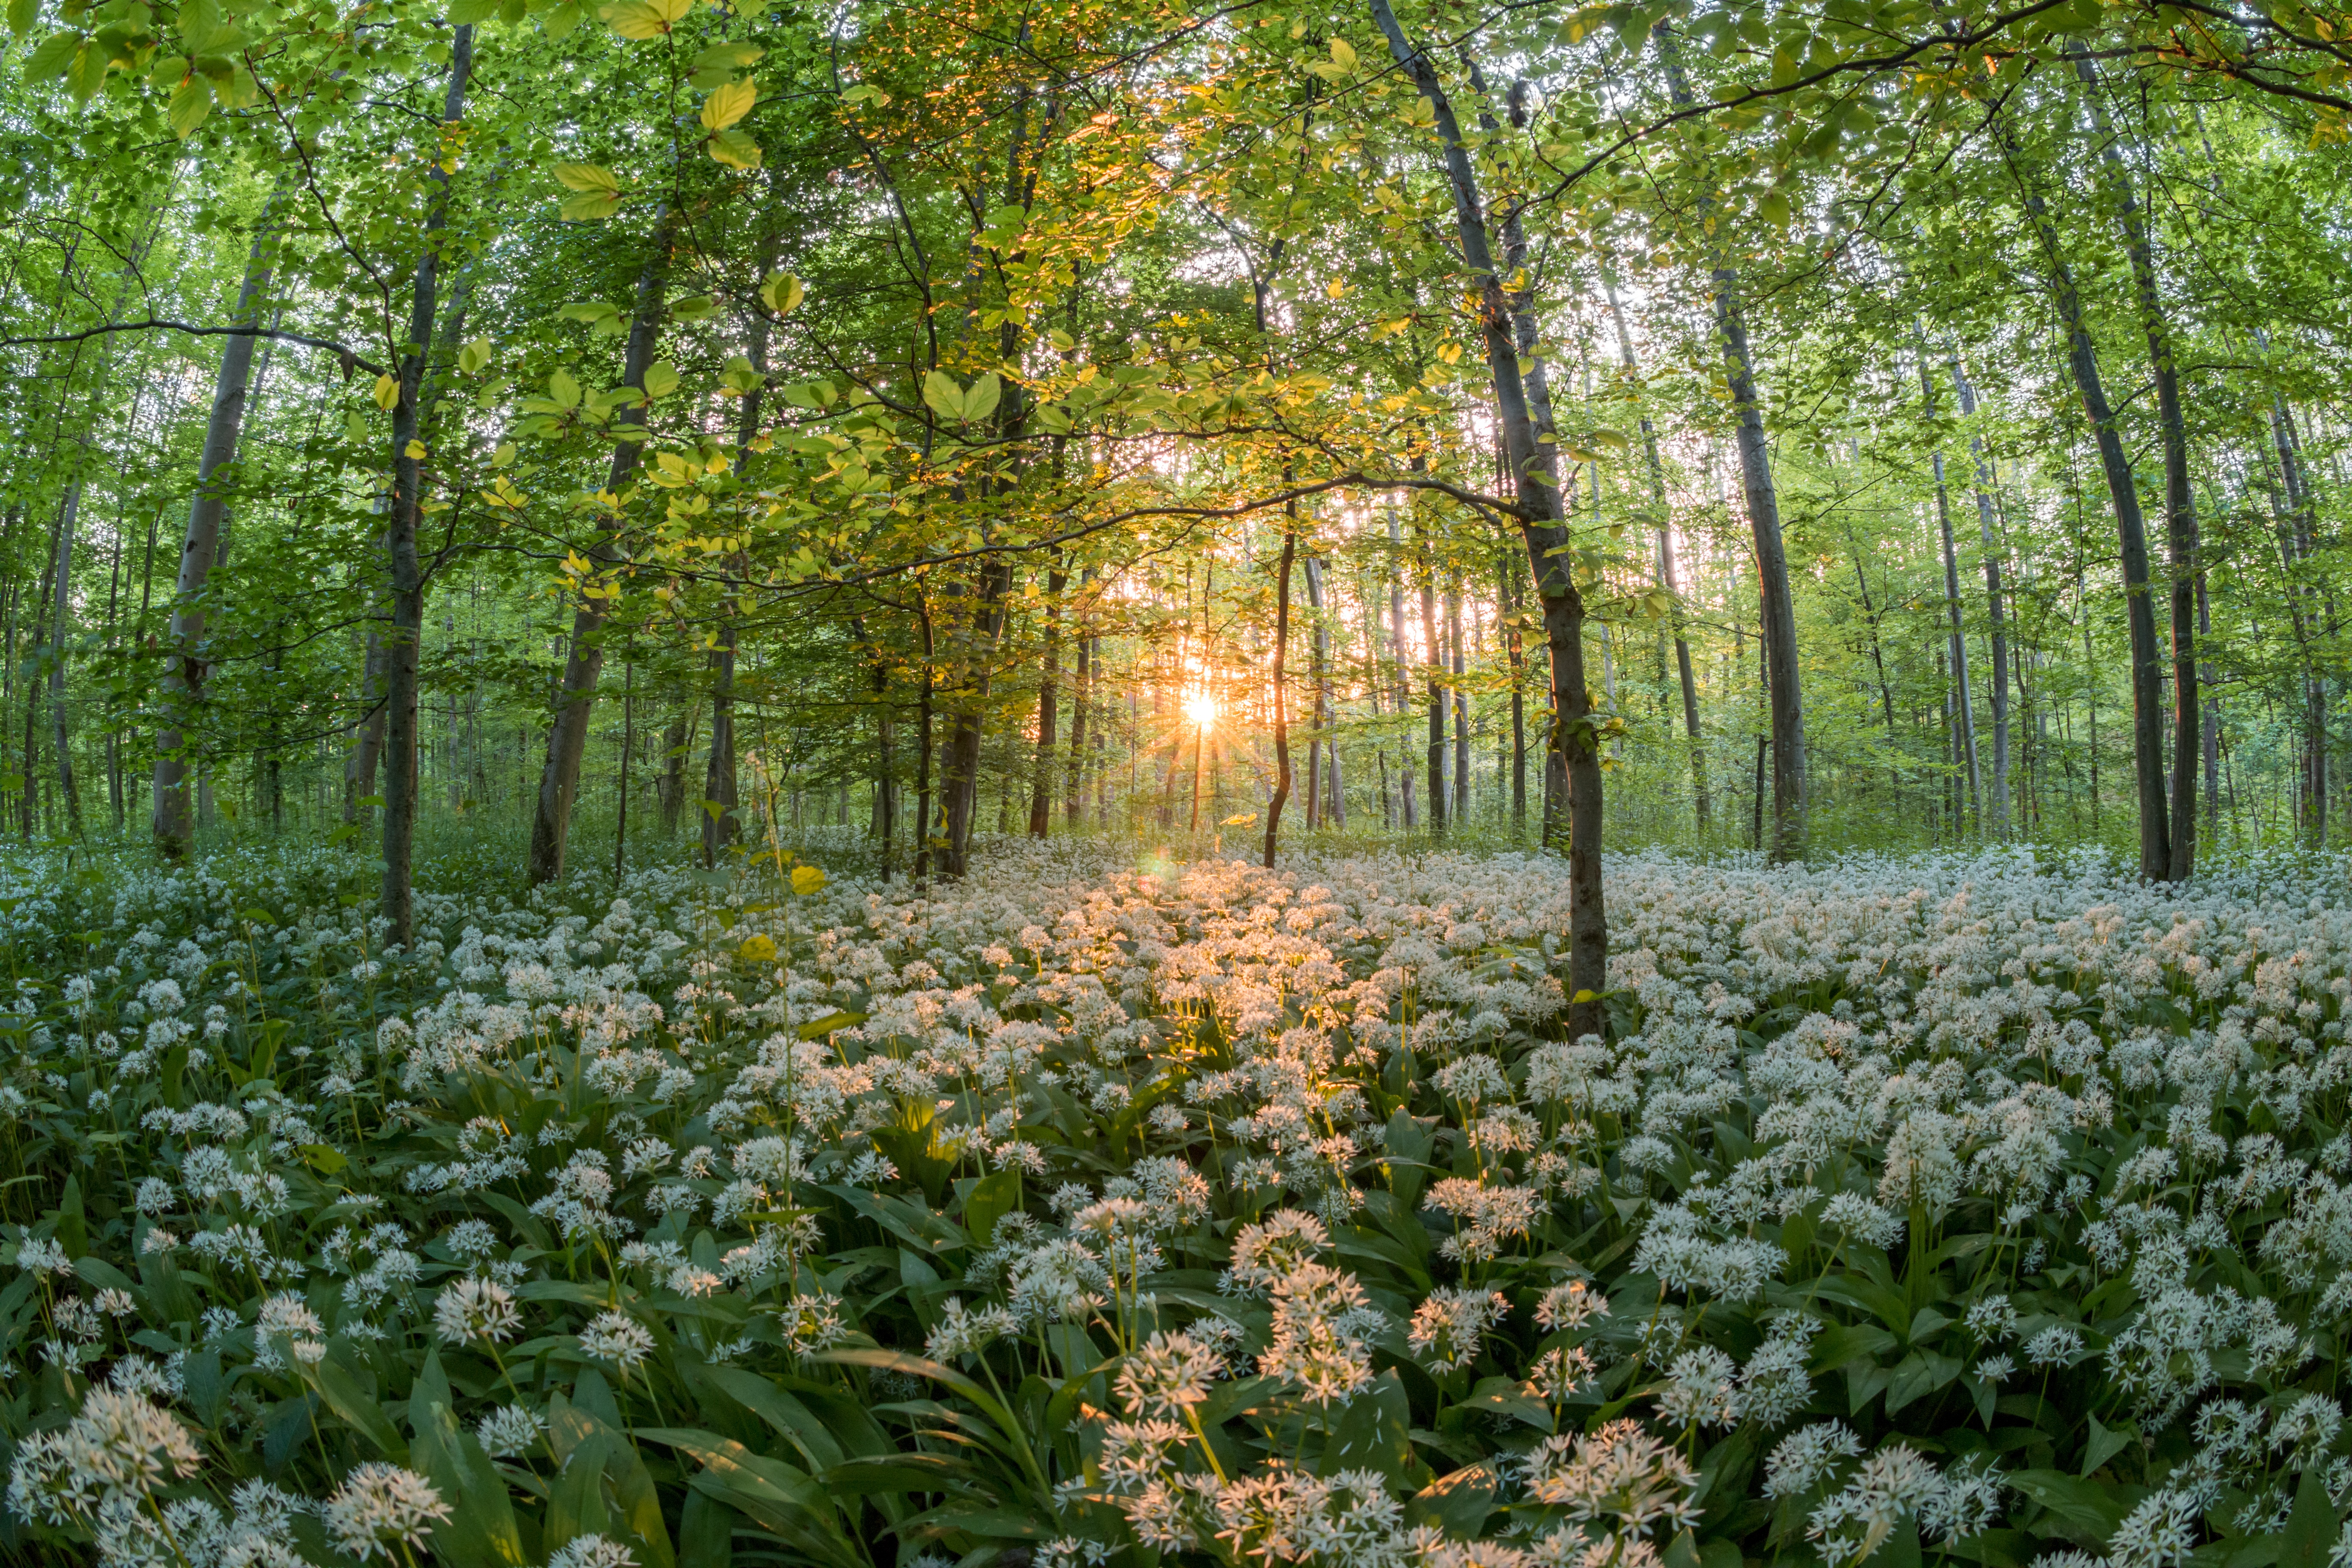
[1183, 691, 1218, 728]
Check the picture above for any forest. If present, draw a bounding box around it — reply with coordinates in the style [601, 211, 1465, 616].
[6, 0, 2352, 1564]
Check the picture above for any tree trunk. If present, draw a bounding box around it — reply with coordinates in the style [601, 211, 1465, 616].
[1419, 541, 1445, 835]
[1374, 0, 1604, 1037]
[1262, 525, 1295, 866]
[2006, 123, 2169, 879]
[1028, 564, 1065, 837]
[1064, 572, 1093, 827]
[1656, 34, 1802, 859]
[47, 480, 81, 838]
[1948, 346, 2012, 837]
[154, 201, 282, 858]
[1599, 270, 1707, 830]
[529, 208, 671, 883]
[1449, 579, 1469, 822]
[381, 24, 472, 942]
[2075, 46, 2197, 879]
[1384, 508, 1418, 830]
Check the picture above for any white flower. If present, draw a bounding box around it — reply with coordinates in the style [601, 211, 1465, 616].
[322, 1462, 450, 1561]
[434, 1276, 521, 1346]
[578, 1311, 655, 1372]
[549, 1534, 638, 1568]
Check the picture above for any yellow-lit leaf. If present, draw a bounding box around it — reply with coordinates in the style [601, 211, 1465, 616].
[737, 933, 777, 963]
[758, 273, 804, 315]
[371, 375, 400, 411]
[403, 440, 427, 459]
[699, 77, 755, 130]
[553, 161, 619, 192]
[1329, 35, 1356, 70]
[790, 865, 826, 895]
[706, 127, 761, 169]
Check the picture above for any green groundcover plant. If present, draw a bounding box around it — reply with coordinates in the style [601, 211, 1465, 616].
[2, 838, 2350, 1568]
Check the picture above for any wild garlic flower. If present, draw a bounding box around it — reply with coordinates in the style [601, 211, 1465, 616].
[475, 1403, 547, 1458]
[1521, 1419, 1701, 1537]
[578, 1311, 655, 1372]
[1113, 1329, 1223, 1417]
[322, 1463, 451, 1561]
[432, 1276, 521, 1346]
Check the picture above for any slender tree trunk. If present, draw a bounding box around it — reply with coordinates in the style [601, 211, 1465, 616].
[1657, 33, 1802, 859]
[47, 481, 81, 838]
[381, 26, 472, 941]
[1064, 570, 1093, 827]
[1029, 564, 1065, 837]
[1384, 508, 1418, 830]
[2006, 124, 2169, 878]
[1419, 541, 1445, 835]
[1449, 579, 1469, 822]
[913, 604, 935, 881]
[1375, 2, 1605, 1035]
[1926, 435, 1983, 826]
[1262, 524, 1296, 866]
[154, 199, 282, 858]
[2075, 46, 2197, 879]
[1948, 346, 2012, 837]
[1500, 551, 1526, 833]
[530, 210, 671, 884]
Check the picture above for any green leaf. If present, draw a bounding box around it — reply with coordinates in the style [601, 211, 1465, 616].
[2278, 1467, 2336, 1568]
[759, 272, 804, 314]
[962, 1168, 1020, 1247]
[707, 128, 761, 169]
[448, 0, 501, 21]
[2006, 1469, 2131, 1549]
[961, 371, 1002, 422]
[641, 360, 681, 400]
[1404, 1461, 1496, 1540]
[638, 1428, 861, 1568]
[298, 1143, 346, 1174]
[300, 1349, 408, 1462]
[922, 369, 962, 421]
[22, 30, 79, 81]
[2080, 1414, 2135, 1477]
[7, 0, 38, 33]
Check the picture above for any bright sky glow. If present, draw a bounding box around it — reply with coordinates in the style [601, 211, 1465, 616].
[1183, 691, 1218, 728]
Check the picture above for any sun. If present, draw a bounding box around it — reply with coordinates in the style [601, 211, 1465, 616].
[1183, 690, 1218, 728]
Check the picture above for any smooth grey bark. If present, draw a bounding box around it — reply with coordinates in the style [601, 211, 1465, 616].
[1372, 0, 1606, 1035]
[2075, 46, 2197, 879]
[1383, 506, 1418, 828]
[1948, 347, 2012, 836]
[1602, 266, 1706, 829]
[48, 480, 80, 838]
[154, 200, 282, 858]
[530, 211, 671, 884]
[382, 23, 473, 944]
[1029, 565, 1065, 837]
[2006, 124, 2170, 879]
[1418, 542, 1445, 834]
[1262, 525, 1295, 867]
[1657, 31, 1803, 859]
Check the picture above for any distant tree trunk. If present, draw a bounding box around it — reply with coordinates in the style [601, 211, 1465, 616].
[1262, 524, 1296, 867]
[47, 480, 81, 838]
[1449, 579, 1469, 822]
[1499, 551, 1525, 834]
[659, 708, 689, 835]
[913, 603, 936, 881]
[155, 201, 282, 858]
[1375, 3, 1605, 1036]
[2006, 124, 2169, 879]
[1384, 508, 1418, 830]
[382, 25, 473, 942]
[1419, 542, 1446, 835]
[1029, 564, 1065, 837]
[1305, 554, 1341, 829]
[1948, 346, 2012, 837]
[1599, 273, 1703, 829]
[1658, 33, 1802, 859]
[344, 634, 386, 827]
[529, 209, 671, 884]
[1064, 569, 1093, 827]
[2075, 46, 2197, 879]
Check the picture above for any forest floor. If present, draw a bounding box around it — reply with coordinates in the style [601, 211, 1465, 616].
[4, 835, 2351, 1567]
